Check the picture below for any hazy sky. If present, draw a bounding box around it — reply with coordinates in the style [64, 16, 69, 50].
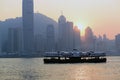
[0, 0, 120, 39]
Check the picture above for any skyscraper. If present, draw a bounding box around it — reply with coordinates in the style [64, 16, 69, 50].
[34, 34, 45, 53]
[73, 26, 81, 50]
[85, 27, 95, 51]
[115, 34, 120, 52]
[58, 15, 67, 51]
[0, 33, 1, 53]
[66, 21, 74, 50]
[95, 35, 104, 51]
[7, 28, 22, 53]
[102, 34, 108, 51]
[22, 0, 34, 54]
[46, 24, 55, 51]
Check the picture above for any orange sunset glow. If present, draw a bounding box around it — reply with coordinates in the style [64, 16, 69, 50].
[75, 23, 85, 36]
[0, 0, 120, 39]
[0, 1, 120, 80]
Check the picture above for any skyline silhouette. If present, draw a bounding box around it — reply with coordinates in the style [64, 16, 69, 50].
[0, 0, 120, 56]
[0, 1, 120, 80]
[0, 12, 120, 56]
[0, 0, 120, 39]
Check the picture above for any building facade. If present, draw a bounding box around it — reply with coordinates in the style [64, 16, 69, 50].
[84, 27, 95, 51]
[7, 28, 23, 53]
[73, 26, 81, 50]
[66, 21, 74, 51]
[34, 34, 45, 53]
[115, 34, 120, 52]
[22, 0, 34, 54]
[58, 15, 67, 51]
[58, 15, 82, 51]
[46, 24, 55, 51]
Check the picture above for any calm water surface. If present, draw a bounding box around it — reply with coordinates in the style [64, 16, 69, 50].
[0, 57, 120, 80]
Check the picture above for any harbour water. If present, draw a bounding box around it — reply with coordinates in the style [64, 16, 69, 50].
[0, 57, 120, 80]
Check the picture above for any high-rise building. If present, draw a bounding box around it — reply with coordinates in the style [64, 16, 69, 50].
[0, 28, 1, 53]
[58, 15, 81, 51]
[34, 34, 45, 53]
[84, 27, 95, 51]
[95, 35, 104, 51]
[115, 34, 120, 52]
[46, 24, 55, 51]
[73, 26, 81, 50]
[22, 0, 34, 54]
[102, 34, 108, 51]
[7, 28, 23, 53]
[58, 15, 67, 51]
[66, 21, 74, 50]
[0, 34, 1, 54]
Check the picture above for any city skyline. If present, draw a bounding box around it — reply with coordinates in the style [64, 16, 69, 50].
[0, 1, 120, 79]
[0, 0, 120, 39]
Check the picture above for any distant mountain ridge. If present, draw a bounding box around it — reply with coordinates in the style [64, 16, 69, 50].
[0, 13, 58, 42]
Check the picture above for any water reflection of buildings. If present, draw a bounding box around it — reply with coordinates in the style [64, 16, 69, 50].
[17, 59, 40, 80]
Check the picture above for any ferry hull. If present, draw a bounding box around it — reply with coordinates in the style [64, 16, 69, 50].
[44, 58, 107, 63]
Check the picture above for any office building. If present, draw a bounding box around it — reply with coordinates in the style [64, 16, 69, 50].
[7, 28, 23, 53]
[66, 21, 74, 50]
[85, 27, 95, 51]
[73, 26, 81, 50]
[46, 24, 55, 51]
[34, 34, 45, 53]
[58, 15, 67, 51]
[115, 34, 120, 52]
[22, 0, 34, 54]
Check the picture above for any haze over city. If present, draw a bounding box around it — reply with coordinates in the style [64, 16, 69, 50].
[0, 0, 120, 39]
[0, 0, 120, 80]
[0, 0, 120, 55]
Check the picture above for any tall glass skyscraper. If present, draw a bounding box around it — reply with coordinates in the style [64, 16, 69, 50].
[22, 0, 34, 54]
[85, 27, 94, 51]
[58, 15, 67, 51]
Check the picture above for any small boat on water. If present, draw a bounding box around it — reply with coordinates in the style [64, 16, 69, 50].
[43, 49, 107, 63]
